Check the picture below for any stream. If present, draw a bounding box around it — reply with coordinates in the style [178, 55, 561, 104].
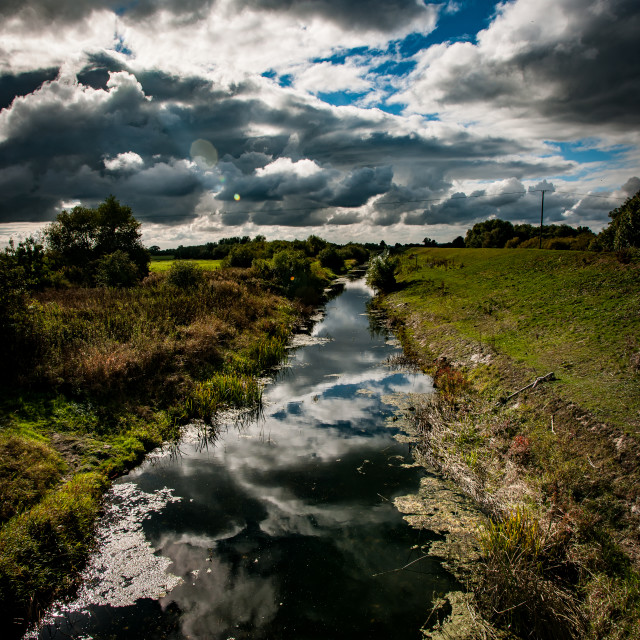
[32, 277, 463, 640]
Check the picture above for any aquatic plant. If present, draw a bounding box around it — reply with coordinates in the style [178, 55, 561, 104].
[184, 373, 263, 423]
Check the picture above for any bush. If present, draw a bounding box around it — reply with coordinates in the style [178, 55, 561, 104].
[166, 260, 204, 289]
[318, 246, 344, 272]
[366, 251, 398, 292]
[94, 251, 140, 288]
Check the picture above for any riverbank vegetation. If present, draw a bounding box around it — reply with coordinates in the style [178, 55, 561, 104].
[0, 198, 371, 634]
[374, 247, 640, 639]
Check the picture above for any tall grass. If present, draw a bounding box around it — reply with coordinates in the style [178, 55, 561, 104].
[476, 508, 585, 639]
[184, 373, 263, 423]
[0, 473, 105, 622]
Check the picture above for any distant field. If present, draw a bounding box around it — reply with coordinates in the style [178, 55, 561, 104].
[150, 258, 223, 272]
[393, 248, 640, 432]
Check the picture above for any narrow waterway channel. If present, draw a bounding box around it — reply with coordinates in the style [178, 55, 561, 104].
[33, 277, 462, 640]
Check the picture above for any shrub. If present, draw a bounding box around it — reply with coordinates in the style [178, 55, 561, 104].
[366, 250, 398, 292]
[94, 250, 140, 288]
[166, 260, 204, 289]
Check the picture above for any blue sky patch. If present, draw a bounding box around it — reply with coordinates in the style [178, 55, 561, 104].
[548, 141, 631, 164]
[317, 91, 368, 107]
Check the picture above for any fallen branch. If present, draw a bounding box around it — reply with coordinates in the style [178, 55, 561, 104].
[372, 554, 430, 577]
[500, 372, 555, 404]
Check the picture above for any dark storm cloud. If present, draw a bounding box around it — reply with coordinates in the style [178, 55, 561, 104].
[400, 182, 616, 229]
[0, 56, 574, 227]
[1, 0, 434, 33]
[622, 176, 640, 196]
[0, 68, 58, 110]
[0, 0, 217, 24]
[531, 0, 640, 128]
[240, 0, 435, 33]
[419, 0, 640, 130]
[328, 166, 392, 207]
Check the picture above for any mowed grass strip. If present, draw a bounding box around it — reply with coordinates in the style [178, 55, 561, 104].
[393, 248, 640, 433]
[149, 258, 223, 272]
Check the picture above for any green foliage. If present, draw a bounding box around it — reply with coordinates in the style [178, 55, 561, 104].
[184, 374, 262, 423]
[94, 250, 140, 288]
[225, 242, 263, 268]
[477, 508, 584, 639]
[0, 434, 66, 523]
[465, 219, 515, 248]
[305, 234, 327, 257]
[339, 243, 370, 264]
[366, 250, 398, 292]
[45, 195, 149, 285]
[318, 246, 344, 272]
[0, 472, 105, 621]
[595, 190, 640, 251]
[465, 219, 595, 250]
[166, 259, 205, 289]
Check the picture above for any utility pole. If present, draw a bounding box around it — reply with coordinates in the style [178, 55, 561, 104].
[537, 189, 548, 249]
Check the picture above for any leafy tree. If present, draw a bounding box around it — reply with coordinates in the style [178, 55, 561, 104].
[318, 246, 344, 272]
[4, 236, 50, 290]
[595, 190, 640, 251]
[226, 243, 258, 268]
[451, 236, 465, 248]
[305, 235, 327, 257]
[465, 219, 515, 248]
[46, 195, 149, 285]
[423, 237, 437, 247]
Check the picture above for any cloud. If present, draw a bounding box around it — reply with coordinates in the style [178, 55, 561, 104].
[0, 0, 636, 244]
[395, 0, 640, 141]
[104, 151, 144, 172]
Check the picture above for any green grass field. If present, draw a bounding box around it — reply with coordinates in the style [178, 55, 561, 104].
[149, 258, 223, 272]
[394, 248, 640, 433]
[385, 247, 640, 639]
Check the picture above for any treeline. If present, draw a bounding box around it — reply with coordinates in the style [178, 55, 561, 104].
[464, 220, 595, 250]
[427, 188, 640, 253]
[150, 235, 377, 265]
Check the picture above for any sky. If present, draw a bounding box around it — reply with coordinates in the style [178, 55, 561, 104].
[1, 0, 639, 247]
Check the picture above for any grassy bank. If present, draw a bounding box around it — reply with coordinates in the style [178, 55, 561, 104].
[0, 265, 313, 633]
[376, 248, 640, 639]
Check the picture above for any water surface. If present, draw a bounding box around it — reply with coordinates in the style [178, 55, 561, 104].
[35, 278, 460, 640]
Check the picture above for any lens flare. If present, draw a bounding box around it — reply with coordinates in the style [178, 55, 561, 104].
[234, 193, 241, 201]
[190, 139, 218, 169]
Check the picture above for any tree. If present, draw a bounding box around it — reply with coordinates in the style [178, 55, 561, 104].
[423, 237, 437, 247]
[46, 196, 149, 285]
[596, 190, 640, 251]
[465, 219, 515, 248]
[318, 246, 344, 272]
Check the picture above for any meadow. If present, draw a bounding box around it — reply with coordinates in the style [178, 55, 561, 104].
[149, 258, 223, 272]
